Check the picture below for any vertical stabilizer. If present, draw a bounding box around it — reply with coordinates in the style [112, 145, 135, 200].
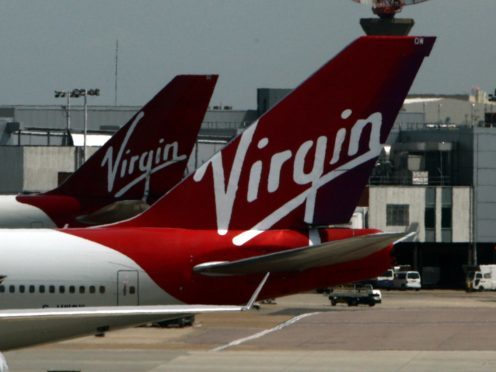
[51, 75, 217, 203]
[120, 37, 434, 244]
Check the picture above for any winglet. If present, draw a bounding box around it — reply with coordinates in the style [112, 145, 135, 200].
[394, 231, 417, 244]
[242, 272, 270, 311]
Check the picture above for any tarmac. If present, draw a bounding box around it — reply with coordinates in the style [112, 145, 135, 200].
[6, 290, 496, 371]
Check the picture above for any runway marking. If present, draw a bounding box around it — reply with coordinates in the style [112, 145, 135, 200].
[211, 312, 320, 352]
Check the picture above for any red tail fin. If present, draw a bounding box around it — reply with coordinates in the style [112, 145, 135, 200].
[120, 37, 435, 243]
[50, 75, 217, 202]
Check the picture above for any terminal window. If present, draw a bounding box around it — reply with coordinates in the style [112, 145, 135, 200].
[425, 207, 435, 228]
[386, 204, 409, 226]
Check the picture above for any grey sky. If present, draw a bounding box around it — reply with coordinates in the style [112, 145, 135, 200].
[0, 0, 495, 109]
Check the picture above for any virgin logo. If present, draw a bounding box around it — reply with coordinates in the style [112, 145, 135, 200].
[193, 109, 383, 245]
[101, 112, 187, 197]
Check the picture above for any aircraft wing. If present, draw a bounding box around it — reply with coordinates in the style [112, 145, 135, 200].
[194, 232, 410, 276]
[0, 274, 269, 351]
[0, 304, 237, 351]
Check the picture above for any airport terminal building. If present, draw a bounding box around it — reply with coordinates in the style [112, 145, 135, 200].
[1, 89, 496, 288]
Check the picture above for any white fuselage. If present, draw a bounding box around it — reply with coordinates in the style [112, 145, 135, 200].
[0, 196, 56, 228]
[0, 229, 179, 310]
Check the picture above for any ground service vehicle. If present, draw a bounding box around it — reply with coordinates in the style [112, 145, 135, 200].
[329, 285, 381, 306]
[393, 271, 421, 290]
[466, 265, 496, 291]
[376, 269, 394, 288]
[154, 315, 195, 328]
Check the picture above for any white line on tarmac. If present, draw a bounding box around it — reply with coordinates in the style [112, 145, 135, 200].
[211, 312, 320, 352]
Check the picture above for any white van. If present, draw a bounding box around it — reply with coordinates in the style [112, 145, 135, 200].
[376, 269, 394, 289]
[393, 271, 421, 290]
[466, 265, 496, 291]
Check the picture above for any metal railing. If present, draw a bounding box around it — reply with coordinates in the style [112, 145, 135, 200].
[369, 175, 452, 186]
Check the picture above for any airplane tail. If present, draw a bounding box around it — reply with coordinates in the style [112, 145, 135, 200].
[118, 36, 435, 242]
[49, 75, 217, 203]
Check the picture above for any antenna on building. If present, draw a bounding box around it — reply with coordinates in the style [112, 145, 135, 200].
[114, 39, 119, 106]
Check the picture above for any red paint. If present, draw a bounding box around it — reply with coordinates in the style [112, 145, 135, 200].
[17, 75, 217, 227]
[67, 227, 393, 304]
[50, 36, 434, 306]
[123, 36, 435, 231]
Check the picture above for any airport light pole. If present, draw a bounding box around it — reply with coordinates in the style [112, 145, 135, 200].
[54, 90, 73, 145]
[78, 89, 100, 162]
[59, 88, 100, 162]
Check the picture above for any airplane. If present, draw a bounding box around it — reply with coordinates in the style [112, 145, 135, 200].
[0, 75, 217, 228]
[0, 35, 435, 358]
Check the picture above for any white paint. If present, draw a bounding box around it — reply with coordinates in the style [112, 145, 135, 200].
[414, 37, 424, 45]
[211, 312, 320, 352]
[247, 161, 262, 202]
[0, 229, 178, 309]
[0, 196, 56, 228]
[347, 113, 382, 157]
[293, 138, 326, 186]
[0, 229, 254, 352]
[330, 128, 347, 165]
[233, 139, 383, 246]
[100, 112, 187, 198]
[267, 150, 292, 193]
[194, 110, 383, 245]
[101, 112, 143, 193]
[193, 123, 258, 236]
[257, 138, 268, 149]
[341, 109, 352, 119]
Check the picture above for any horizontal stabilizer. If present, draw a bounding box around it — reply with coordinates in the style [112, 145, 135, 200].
[76, 200, 150, 226]
[194, 232, 407, 276]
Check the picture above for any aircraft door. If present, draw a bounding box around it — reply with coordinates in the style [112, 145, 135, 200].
[117, 270, 139, 305]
